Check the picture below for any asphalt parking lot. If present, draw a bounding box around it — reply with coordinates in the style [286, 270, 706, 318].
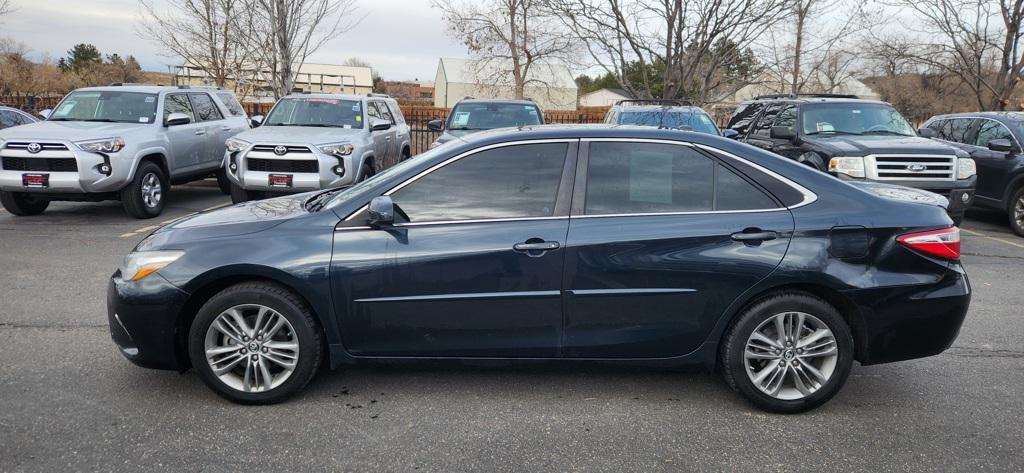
[0, 182, 1021, 472]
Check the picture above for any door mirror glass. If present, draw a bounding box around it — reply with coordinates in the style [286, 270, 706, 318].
[770, 126, 796, 140]
[38, 109, 51, 119]
[917, 127, 936, 139]
[370, 119, 391, 131]
[988, 138, 1014, 153]
[165, 112, 191, 126]
[250, 114, 264, 127]
[427, 119, 444, 131]
[721, 129, 739, 139]
[367, 195, 395, 227]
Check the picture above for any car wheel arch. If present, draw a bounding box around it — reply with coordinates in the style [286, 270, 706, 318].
[132, 153, 170, 183]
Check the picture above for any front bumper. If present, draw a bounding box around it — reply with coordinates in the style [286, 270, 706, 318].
[225, 145, 356, 193]
[879, 178, 976, 219]
[107, 272, 190, 370]
[0, 140, 130, 194]
[846, 267, 971, 365]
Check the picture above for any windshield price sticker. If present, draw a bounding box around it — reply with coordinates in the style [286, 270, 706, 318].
[452, 112, 471, 128]
[817, 122, 835, 133]
[145, 97, 156, 103]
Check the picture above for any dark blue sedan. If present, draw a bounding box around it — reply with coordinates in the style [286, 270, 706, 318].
[108, 125, 970, 412]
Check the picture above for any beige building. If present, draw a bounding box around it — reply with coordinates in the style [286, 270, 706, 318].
[433, 58, 578, 110]
[732, 76, 882, 102]
[174, 63, 374, 102]
[579, 88, 634, 107]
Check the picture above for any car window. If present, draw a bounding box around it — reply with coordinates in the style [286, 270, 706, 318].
[974, 119, 1012, 148]
[800, 103, 916, 136]
[373, 101, 395, 124]
[585, 142, 715, 214]
[616, 110, 719, 134]
[51, 91, 158, 124]
[385, 101, 406, 124]
[189, 93, 223, 121]
[0, 110, 19, 128]
[774, 106, 797, 128]
[163, 94, 195, 123]
[749, 104, 784, 138]
[947, 118, 974, 143]
[447, 102, 543, 130]
[16, 111, 35, 124]
[726, 102, 765, 136]
[927, 119, 951, 140]
[715, 164, 780, 210]
[366, 102, 383, 121]
[390, 143, 567, 222]
[216, 92, 245, 116]
[266, 97, 363, 128]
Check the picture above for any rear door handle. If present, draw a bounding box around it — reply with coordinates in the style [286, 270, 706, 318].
[731, 230, 778, 242]
[514, 241, 560, 252]
[221, 126, 232, 131]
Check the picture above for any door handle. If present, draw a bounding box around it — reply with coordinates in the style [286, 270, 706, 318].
[220, 126, 232, 131]
[731, 230, 778, 242]
[194, 129, 206, 135]
[513, 240, 560, 252]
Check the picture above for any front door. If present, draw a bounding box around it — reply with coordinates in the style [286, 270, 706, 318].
[367, 101, 394, 170]
[331, 141, 577, 357]
[969, 118, 1020, 202]
[162, 93, 205, 174]
[563, 140, 795, 358]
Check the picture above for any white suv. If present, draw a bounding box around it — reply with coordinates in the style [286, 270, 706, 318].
[224, 93, 411, 202]
[0, 85, 249, 218]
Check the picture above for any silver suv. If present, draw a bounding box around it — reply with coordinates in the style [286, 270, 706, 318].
[224, 93, 411, 202]
[0, 85, 249, 218]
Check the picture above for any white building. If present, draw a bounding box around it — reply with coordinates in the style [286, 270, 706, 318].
[433, 58, 578, 110]
[579, 88, 634, 107]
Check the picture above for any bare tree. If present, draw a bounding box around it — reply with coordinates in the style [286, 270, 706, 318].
[138, 0, 253, 88]
[433, 0, 578, 100]
[242, 0, 363, 99]
[548, 0, 791, 104]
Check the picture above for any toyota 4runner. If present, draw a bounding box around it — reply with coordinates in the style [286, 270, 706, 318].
[0, 84, 249, 218]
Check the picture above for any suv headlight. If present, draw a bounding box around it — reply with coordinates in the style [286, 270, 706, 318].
[119, 250, 184, 282]
[828, 156, 865, 178]
[76, 137, 125, 153]
[956, 157, 977, 179]
[225, 138, 249, 152]
[318, 143, 354, 156]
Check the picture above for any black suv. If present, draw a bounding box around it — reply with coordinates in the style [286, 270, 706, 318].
[922, 112, 1024, 236]
[726, 94, 976, 224]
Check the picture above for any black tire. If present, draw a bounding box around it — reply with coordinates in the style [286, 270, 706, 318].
[230, 182, 252, 204]
[358, 160, 375, 182]
[721, 291, 854, 414]
[188, 282, 324, 404]
[1008, 186, 1024, 237]
[121, 161, 167, 219]
[0, 191, 50, 216]
[400, 147, 411, 162]
[951, 215, 964, 227]
[215, 168, 232, 195]
[798, 152, 826, 172]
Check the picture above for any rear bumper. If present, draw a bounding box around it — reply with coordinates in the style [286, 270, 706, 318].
[846, 267, 971, 365]
[107, 272, 190, 370]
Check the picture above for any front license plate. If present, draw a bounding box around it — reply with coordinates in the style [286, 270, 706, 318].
[268, 174, 293, 188]
[22, 173, 49, 188]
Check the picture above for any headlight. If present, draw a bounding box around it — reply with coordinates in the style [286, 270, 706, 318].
[828, 156, 865, 178]
[119, 250, 184, 282]
[956, 158, 977, 179]
[76, 137, 125, 153]
[318, 143, 354, 156]
[225, 138, 249, 152]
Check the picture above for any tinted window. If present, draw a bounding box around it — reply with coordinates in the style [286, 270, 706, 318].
[189, 93, 222, 121]
[750, 104, 784, 138]
[727, 102, 765, 136]
[617, 110, 719, 134]
[51, 91, 158, 124]
[216, 92, 245, 116]
[927, 119, 951, 140]
[391, 143, 567, 222]
[447, 102, 542, 130]
[585, 142, 714, 214]
[265, 98, 363, 128]
[975, 119, 1014, 147]
[716, 164, 779, 210]
[774, 106, 797, 128]
[163, 94, 195, 122]
[0, 111, 19, 128]
[947, 118, 974, 143]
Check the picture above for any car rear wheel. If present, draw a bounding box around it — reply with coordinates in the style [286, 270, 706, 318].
[215, 168, 232, 195]
[358, 160, 375, 182]
[1009, 187, 1024, 237]
[121, 162, 166, 219]
[400, 147, 411, 162]
[188, 282, 323, 404]
[0, 191, 50, 216]
[721, 291, 854, 413]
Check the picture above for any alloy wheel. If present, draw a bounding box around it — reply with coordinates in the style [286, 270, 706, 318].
[1014, 195, 1024, 230]
[743, 311, 839, 400]
[204, 304, 300, 393]
[140, 172, 162, 208]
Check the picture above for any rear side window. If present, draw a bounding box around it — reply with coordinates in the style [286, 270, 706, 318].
[216, 92, 245, 116]
[726, 102, 765, 136]
[391, 143, 567, 222]
[189, 93, 223, 121]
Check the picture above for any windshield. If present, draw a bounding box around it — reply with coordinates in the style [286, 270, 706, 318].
[800, 103, 915, 136]
[618, 110, 719, 134]
[265, 98, 364, 128]
[447, 103, 542, 130]
[49, 91, 158, 124]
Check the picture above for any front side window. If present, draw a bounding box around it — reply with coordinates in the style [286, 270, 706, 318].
[750, 104, 784, 138]
[975, 119, 1014, 147]
[189, 93, 223, 121]
[0, 110, 19, 128]
[584, 142, 778, 215]
[727, 102, 765, 136]
[799, 103, 915, 136]
[163, 94, 195, 122]
[774, 106, 797, 128]
[927, 119, 951, 140]
[50, 91, 159, 124]
[264, 97, 363, 128]
[373, 101, 395, 124]
[947, 118, 975, 143]
[390, 143, 567, 222]
[447, 103, 542, 131]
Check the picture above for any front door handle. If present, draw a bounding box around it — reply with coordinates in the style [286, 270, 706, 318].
[513, 240, 560, 255]
[194, 129, 206, 135]
[221, 126, 232, 131]
[731, 230, 779, 242]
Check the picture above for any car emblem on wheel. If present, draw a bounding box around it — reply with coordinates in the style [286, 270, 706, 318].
[906, 163, 927, 172]
[26, 143, 42, 154]
[273, 145, 287, 156]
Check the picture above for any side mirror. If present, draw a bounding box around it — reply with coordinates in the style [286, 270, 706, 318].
[917, 127, 937, 139]
[38, 109, 51, 119]
[427, 119, 444, 132]
[987, 138, 1014, 153]
[250, 115, 264, 127]
[770, 126, 796, 140]
[367, 195, 395, 227]
[721, 129, 739, 139]
[165, 112, 191, 126]
[370, 119, 391, 132]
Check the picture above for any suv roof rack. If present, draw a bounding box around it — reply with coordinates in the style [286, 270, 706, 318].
[176, 84, 224, 90]
[367, 93, 391, 98]
[615, 99, 694, 107]
[110, 82, 162, 87]
[753, 93, 860, 100]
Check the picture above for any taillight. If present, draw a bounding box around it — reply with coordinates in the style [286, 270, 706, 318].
[896, 227, 961, 260]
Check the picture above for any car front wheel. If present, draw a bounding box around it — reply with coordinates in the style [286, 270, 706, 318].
[188, 282, 323, 404]
[121, 162, 166, 219]
[721, 292, 854, 413]
[1009, 186, 1024, 237]
[0, 191, 50, 216]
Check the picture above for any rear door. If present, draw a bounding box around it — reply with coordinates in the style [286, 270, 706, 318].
[188, 92, 226, 168]
[562, 139, 796, 358]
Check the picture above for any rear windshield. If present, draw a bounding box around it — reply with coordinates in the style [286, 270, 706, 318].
[618, 110, 719, 134]
[265, 98, 364, 128]
[49, 91, 158, 124]
[448, 103, 542, 130]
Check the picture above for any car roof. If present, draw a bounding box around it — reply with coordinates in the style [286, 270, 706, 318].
[614, 104, 707, 113]
[930, 111, 1024, 121]
[73, 85, 227, 94]
[742, 96, 889, 106]
[455, 98, 539, 106]
[282, 92, 372, 101]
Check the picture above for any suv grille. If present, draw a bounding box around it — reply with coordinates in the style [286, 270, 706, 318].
[247, 158, 318, 173]
[4, 142, 70, 152]
[252, 145, 312, 154]
[871, 155, 955, 180]
[2, 156, 78, 172]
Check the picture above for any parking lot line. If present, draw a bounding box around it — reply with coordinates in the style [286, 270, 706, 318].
[203, 203, 230, 212]
[961, 228, 1024, 249]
